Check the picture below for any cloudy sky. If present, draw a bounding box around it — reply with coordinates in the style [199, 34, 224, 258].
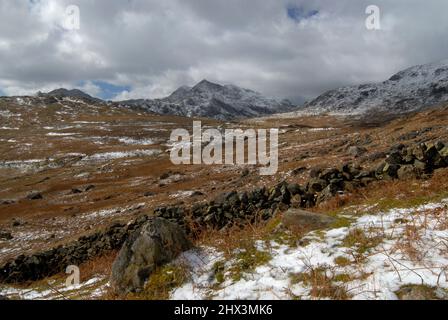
[0, 0, 447, 102]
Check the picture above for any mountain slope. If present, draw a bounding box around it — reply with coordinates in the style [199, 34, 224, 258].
[120, 80, 296, 120]
[303, 60, 448, 115]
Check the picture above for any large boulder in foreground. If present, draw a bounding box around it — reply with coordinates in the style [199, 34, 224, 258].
[281, 209, 336, 232]
[110, 217, 192, 295]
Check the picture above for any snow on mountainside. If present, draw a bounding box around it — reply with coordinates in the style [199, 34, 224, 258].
[303, 60, 448, 115]
[120, 80, 296, 120]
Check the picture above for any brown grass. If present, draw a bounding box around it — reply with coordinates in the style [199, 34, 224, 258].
[318, 168, 448, 215]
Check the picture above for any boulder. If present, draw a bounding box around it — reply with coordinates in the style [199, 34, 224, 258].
[281, 209, 336, 232]
[110, 217, 192, 295]
[397, 165, 422, 180]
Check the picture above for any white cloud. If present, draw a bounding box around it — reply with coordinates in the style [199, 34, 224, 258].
[0, 0, 447, 102]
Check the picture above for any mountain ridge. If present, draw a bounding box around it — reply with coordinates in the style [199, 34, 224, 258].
[119, 79, 297, 120]
[302, 59, 448, 115]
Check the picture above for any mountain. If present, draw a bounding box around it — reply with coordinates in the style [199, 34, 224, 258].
[42, 88, 101, 102]
[302, 60, 448, 115]
[120, 80, 296, 120]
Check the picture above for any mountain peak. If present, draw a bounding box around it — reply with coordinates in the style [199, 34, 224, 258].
[45, 88, 101, 102]
[193, 79, 223, 91]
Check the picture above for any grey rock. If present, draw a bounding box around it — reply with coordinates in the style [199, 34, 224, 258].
[110, 217, 192, 295]
[282, 209, 336, 232]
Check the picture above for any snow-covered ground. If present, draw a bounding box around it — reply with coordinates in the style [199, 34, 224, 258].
[171, 199, 448, 300]
[0, 277, 109, 300]
[2, 199, 447, 300]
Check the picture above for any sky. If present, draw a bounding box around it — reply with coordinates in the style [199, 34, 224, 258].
[0, 0, 447, 102]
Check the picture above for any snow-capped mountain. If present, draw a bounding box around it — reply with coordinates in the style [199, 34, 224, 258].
[120, 80, 296, 120]
[302, 60, 448, 115]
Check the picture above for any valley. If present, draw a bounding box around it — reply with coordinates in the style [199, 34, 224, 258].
[1, 91, 448, 299]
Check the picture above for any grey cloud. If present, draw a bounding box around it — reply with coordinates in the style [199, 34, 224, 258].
[0, 0, 447, 102]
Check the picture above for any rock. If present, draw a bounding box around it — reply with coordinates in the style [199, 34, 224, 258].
[287, 183, 303, 196]
[411, 144, 427, 161]
[439, 146, 448, 159]
[401, 148, 415, 164]
[110, 217, 192, 295]
[282, 209, 336, 232]
[397, 165, 422, 180]
[0, 294, 9, 300]
[413, 159, 428, 172]
[307, 178, 328, 193]
[382, 163, 400, 179]
[386, 151, 403, 165]
[0, 231, 13, 240]
[291, 167, 307, 175]
[301, 193, 316, 208]
[317, 183, 340, 204]
[424, 143, 440, 165]
[27, 192, 43, 200]
[319, 168, 341, 181]
[348, 146, 367, 157]
[435, 141, 445, 151]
